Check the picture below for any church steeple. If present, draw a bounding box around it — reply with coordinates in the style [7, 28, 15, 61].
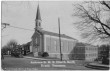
[36, 4, 41, 21]
[35, 4, 42, 31]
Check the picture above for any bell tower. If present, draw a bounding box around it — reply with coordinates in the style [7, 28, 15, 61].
[35, 4, 42, 31]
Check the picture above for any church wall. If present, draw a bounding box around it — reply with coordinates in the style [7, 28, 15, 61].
[44, 34, 77, 60]
[31, 38, 38, 57]
[32, 32, 43, 57]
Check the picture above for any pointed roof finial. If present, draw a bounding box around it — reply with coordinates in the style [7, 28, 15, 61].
[36, 1, 41, 21]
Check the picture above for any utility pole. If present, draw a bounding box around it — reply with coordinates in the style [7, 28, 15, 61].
[58, 17, 62, 61]
[2, 23, 10, 30]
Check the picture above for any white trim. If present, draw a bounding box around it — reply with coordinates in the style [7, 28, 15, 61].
[44, 35, 46, 52]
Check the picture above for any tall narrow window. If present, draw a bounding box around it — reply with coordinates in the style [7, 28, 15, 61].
[56, 40, 59, 51]
[68, 42, 70, 51]
[36, 37, 40, 46]
[36, 38, 37, 44]
[86, 47, 88, 50]
[61, 41, 63, 47]
[47, 46, 50, 51]
[39, 23, 41, 26]
[67, 42, 69, 51]
[46, 37, 50, 51]
[54, 41, 57, 51]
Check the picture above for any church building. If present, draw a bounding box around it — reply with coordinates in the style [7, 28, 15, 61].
[30, 5, 78, 60]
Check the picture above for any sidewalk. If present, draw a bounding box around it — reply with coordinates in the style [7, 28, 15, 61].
[90, 63, 110, 68]
[23, 56, 58, 60]
[23, 56, 76, 61]
[85, 62, 110, 70]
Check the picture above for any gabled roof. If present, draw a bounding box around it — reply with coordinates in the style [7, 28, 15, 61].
[31, 31, 41, 39]
[32, 29, 77, 40]
[42, 30, 76, 40]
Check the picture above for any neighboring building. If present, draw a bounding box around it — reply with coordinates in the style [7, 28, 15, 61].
[72, 42, 85, 60]
[98, 45, 109, 59]
[98, 45, 109, 64]
[31, 5, 78, 60]
[20, 42, 31, 55]
[85, 44, 98, 61]
[72, 42, 98, 61]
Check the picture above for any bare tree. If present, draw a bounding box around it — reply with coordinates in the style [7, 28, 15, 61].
[1, 40, 17, 54]
[73, 1, 110, 43]
[7, 39, 18, 48]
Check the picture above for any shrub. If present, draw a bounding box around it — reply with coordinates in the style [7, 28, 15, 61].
[102, 58, 109, 65]
[42, 52, 49, 57]
[11, 49, 22, 58]
[19, 54, 23, 58]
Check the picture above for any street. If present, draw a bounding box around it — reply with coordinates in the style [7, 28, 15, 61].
[1, 55, 92, 70]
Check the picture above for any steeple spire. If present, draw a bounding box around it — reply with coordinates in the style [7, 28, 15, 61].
[35, 3, 42, 31]
[36, 4, 41, 21]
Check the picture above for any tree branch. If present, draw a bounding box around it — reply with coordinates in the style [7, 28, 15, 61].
[73, 1, 110, 41]
[100, 1, 110, 10]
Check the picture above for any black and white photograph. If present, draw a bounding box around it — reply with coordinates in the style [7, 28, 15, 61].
[1, 0, 110, 70]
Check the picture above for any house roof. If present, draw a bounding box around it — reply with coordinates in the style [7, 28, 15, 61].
[32, 29, 77, 40]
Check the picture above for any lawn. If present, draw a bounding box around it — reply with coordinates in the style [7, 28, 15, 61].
[1, 55, 92, 70]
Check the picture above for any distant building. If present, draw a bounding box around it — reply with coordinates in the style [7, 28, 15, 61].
[72, 42, 98, 61]
[20, 42, 31, 55]
[30, 5, 78, 60]
[72, 42, 85, 60]
[98, 45, 109, 63]
[85, 43, 98, 61]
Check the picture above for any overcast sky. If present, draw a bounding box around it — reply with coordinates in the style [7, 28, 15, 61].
[2, 1, 85, 47]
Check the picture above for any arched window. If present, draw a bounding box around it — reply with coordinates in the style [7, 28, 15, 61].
[54, 41, 57, 51]
[36, 38, 37, 44]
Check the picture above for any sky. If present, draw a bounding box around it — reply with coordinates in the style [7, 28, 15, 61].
[2, 1, 85, 47]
